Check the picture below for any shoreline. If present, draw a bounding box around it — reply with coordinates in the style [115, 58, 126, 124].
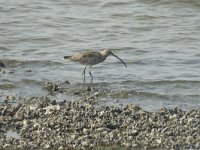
[1, 96, 199, 149]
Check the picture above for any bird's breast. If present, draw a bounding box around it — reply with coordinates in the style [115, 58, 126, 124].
[80, 56, 106, 65]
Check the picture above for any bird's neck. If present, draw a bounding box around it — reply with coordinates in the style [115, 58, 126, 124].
[100, 51, 109, 57]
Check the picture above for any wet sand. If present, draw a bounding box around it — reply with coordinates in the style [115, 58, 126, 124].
[1, 95, 199, 149]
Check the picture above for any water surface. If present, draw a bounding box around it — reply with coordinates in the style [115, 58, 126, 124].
[1, 0, 200, 111]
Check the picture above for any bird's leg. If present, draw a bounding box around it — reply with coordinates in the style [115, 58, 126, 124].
[82, 66, 87, 77]
[82, 66, 87, 83]
[90, 77, 93, 83]
[88, 66, 93, 79]
[89, 68, 93, 83]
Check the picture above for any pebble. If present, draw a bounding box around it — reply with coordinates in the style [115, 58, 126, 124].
[0, 96, 199, 149]
[0, 61, 5, 68]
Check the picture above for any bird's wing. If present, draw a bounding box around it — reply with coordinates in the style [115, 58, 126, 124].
[70, 51, 101, 64]
[81, 51, 99, 58]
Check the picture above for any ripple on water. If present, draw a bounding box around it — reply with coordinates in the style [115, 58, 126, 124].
[0, 0, 200, 111]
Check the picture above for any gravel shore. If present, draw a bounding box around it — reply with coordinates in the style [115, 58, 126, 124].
[0, 96, 199, 149]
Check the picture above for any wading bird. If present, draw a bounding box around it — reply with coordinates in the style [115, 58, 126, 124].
[64, 49, 127, 81]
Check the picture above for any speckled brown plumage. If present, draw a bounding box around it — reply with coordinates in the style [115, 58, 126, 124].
[64, 51, 105, 65]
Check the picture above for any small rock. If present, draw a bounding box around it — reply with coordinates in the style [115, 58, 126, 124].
[0, 61, 5, 68]
[64, 80, 70, 84]
[26, 70, 32, 72]
[74, 92, 80, 95]
[82, 141, 89, 147]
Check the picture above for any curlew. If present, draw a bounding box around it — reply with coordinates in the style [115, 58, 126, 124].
[63, 49, 127, 80]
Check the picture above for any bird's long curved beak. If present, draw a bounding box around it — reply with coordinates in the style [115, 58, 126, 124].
[111, 52, 127, 68]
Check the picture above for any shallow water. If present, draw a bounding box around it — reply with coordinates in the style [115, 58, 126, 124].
[0, 0, 200, 111]
[6, 130, 20, 139]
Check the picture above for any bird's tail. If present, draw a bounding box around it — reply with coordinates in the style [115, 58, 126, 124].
[63, 56, 72, 59]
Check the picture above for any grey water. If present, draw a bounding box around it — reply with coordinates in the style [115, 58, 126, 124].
[0, 0, 200, 111]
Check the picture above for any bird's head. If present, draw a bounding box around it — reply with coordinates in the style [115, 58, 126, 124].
[101, 49, 113, 56]
[101, 49, 127, 68]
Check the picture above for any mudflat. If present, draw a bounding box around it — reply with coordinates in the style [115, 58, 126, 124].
[1, 96, 199, 149]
